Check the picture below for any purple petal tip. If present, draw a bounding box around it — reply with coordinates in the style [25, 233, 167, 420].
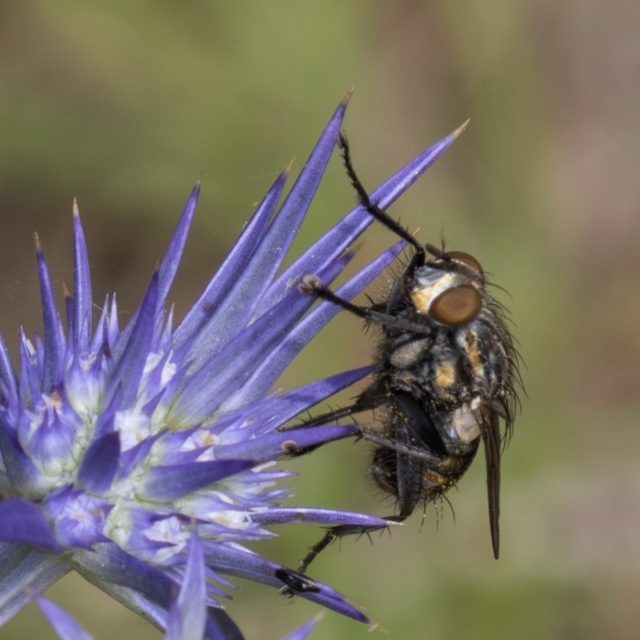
[342, 86, 355, 105]
[452, 118, 470, 139]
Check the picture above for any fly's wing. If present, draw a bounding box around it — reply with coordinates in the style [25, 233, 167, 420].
[390, 392, 441, 517]
[480, 408, 502, 559]
[393, 418, 424, 518]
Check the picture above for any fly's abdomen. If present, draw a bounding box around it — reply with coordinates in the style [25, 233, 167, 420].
[370, 443, 479, 507]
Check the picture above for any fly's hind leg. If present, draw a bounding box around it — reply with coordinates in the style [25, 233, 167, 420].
[289, 428, 422, 577]
[279, 515, 403, 597]
[294, 514, 406, 576]
[291, 443, 417, 577]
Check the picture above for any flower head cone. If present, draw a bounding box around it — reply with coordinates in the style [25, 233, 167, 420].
[0, 96, 462, 637]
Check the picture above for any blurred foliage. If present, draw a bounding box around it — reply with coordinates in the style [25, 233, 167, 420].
[1, 1, 639, 639]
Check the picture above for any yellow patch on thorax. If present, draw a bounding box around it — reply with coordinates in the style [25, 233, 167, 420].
[434, 360, 456, 389]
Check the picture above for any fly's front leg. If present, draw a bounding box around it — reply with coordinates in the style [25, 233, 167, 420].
[299, 275, 430, 334]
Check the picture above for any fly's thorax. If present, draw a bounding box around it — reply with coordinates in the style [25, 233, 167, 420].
[382, 332, 461, 404]
[382, 303, 512, 414]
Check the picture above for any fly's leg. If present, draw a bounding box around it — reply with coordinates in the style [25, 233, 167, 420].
[278, 386, 386, 456]
[299, 275, 431, 335]
[286, 398, 458, 576]
[338, 131, 425, 267]
[287, 433, 425, 577]
[294, 515, 406, 577]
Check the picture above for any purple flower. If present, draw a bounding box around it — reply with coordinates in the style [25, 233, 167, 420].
[0, 95, 461, 638]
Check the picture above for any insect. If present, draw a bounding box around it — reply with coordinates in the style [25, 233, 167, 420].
[290, 129, 519, 573]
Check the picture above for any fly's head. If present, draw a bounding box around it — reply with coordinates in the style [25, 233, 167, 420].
[408, 246, 485, 327]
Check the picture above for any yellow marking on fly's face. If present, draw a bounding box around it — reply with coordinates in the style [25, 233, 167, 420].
[435, 360, 456, 389]
[410, 273, 457, 315]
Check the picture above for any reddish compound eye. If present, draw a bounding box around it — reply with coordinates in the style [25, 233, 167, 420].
[429, 285, 482, 326]
[447, 251, 483, 275]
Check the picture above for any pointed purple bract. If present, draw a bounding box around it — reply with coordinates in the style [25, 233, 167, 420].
[73, 543, 176, 609]
[37, 240, 64, 393]
[157, 178, 201, 309]
[183, 98, 348, 373]
[89, 295, 109, 354]
[165, 532, 206, 640]
[140, 460, 257, 501]
[72, 202, 92, 352]
[250, 508, 390, 528]
[174, 169, 288, 351]
[0, 418, 41, 495]
[237, 366, 372, 432]
[282, 615, 322, 640]
[104, 271, 159, 408]
[0, 332, 17, 402]
[109, 183, 201, 364]
[226, 240, 404, 409]
[0, 498, 60, 553]
[117, 433, 162, 480]
[174, 251, 352, 423]
[214, 425, 358, 461]
[202, 541, 371, 624]
[77, 432, 120, 494]
[36, 595, 94, 640]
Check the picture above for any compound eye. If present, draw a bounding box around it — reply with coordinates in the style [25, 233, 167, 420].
[446, 251, 483, 275]
[429, 285, 482, 326]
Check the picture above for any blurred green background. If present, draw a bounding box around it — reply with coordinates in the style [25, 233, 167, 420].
[0, 1, 637, 638]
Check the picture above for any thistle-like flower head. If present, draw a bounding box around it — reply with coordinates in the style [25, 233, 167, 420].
[0, 96, 460, 637]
